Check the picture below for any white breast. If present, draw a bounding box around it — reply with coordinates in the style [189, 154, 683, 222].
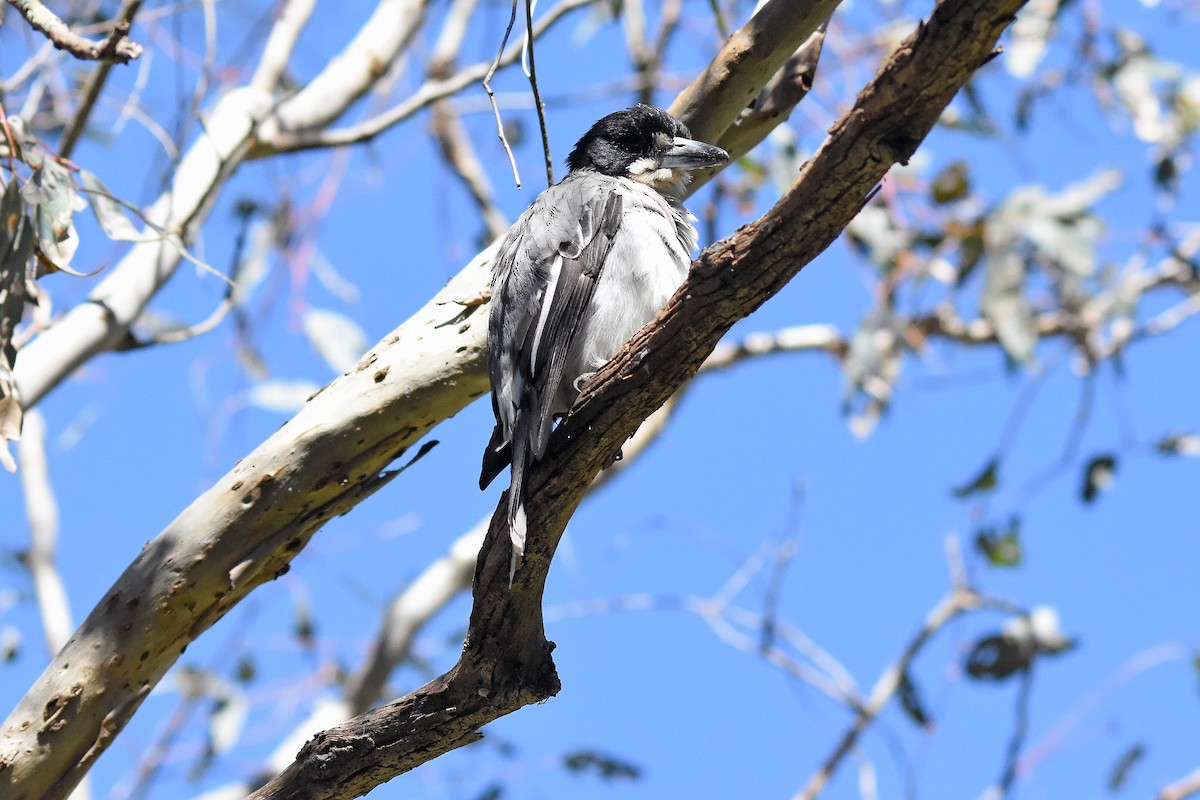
[557, 179, 696, 411]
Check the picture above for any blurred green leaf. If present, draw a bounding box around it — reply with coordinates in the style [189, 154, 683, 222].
[78, 169, 145, 242]
[1107, 742, 1145, 792]
[1, 626, 19, 662]
[294, 594, 316, 651]
[303, 307, 368, 374]
[965, 633, 1030, 681]
[208, 692, 248, 756]
[1082, 454, 1118, 503]
[975, 517, 1023, 567]
[247, 379, 321, 413]
[0, 180, 36, 473]
[981, 248, 1037, 364]
[953, 457, 1000, 498]
[1156, 432, 1200, 456]
[898, 670, 933, 727]
[563, 749, 642, 782]
[474, 785, 503, 800]
[235, 655, 256, 684]
[932, 160, 970, 204]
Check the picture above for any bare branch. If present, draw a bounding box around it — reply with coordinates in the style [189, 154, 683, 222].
[13, 0, 441, 412]
[707, 17, 829, 176]
[267, 0, 594, 156]
[524, 0, 554, 187]
[482, 0, 525, 188]
[17, 410, 72, 655]
[342, 522, 485, 713]
[58, 0, 143, 159]
[1160, 766, 1200, 800]
[258, 0, 433, 136]
[5, 0, 144, 63]
[794, 587, 983, 800]
[668, 0, 840, 143]
[250, 0, 319, 92]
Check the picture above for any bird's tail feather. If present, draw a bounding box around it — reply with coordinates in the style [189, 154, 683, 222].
[506, 429, 531, 584]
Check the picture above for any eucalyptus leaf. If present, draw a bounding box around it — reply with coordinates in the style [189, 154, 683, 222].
[953, 457, 1000, 498]
[78, 170, 147, 242]
[1082, 454, 1118, 503]
[247, 379, 320, 413]
[302, 307, 368, 374]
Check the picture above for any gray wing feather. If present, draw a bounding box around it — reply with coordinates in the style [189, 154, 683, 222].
[481, 175, 625, 571]
[527, 191, 623, 457]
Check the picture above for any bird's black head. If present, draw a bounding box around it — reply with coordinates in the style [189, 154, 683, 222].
[565, 105, 728, 194]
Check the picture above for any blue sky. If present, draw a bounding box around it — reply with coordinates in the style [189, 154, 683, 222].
[2, 1, 1200, 799]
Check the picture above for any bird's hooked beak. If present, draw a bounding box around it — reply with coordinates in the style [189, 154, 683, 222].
[660, 136, 729, 170]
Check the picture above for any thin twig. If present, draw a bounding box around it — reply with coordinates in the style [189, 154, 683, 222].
[483, 0, 523, 188]
[115, 200, 259, 350]
[258, 0, 593, 156]
[992, 667, 1035, 799]
[793, 587, 984, 800]
[523, 0, 553, 187]
[426, 0, 509, 240]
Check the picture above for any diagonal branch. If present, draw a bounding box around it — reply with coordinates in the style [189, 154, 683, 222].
[5, 0, 144, 63]
[248, 1, 1025, 796]
[0, 0, 1005, 796]
[57, 0, 144, 159]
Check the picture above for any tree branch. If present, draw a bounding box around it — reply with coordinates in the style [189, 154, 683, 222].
[248, 1, 1025, 796]
[5, 0, 144, 64]
[17, 409, 73, 655]
[0, 0, 1021, 795]
[794, 586, 984, 800]
[1160, 766, 1200, 800]
[668, 0, 839, 143]
[57, 0, 143, 159]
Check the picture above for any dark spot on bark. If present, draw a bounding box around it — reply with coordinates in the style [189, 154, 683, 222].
[140, 651, 150, 661]
[373, 367, 389, 382]
[231, 481, 244, 491]
[456, 346, 468, 353]
[285, 538, 301, 551]
[274, 564, 291, 579]
[126, 596, 139, 610]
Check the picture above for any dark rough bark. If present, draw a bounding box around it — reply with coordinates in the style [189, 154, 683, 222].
[250, 0, 1026, 797]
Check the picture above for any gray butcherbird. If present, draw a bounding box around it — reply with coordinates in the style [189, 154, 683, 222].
[480, 105, 728, 573]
